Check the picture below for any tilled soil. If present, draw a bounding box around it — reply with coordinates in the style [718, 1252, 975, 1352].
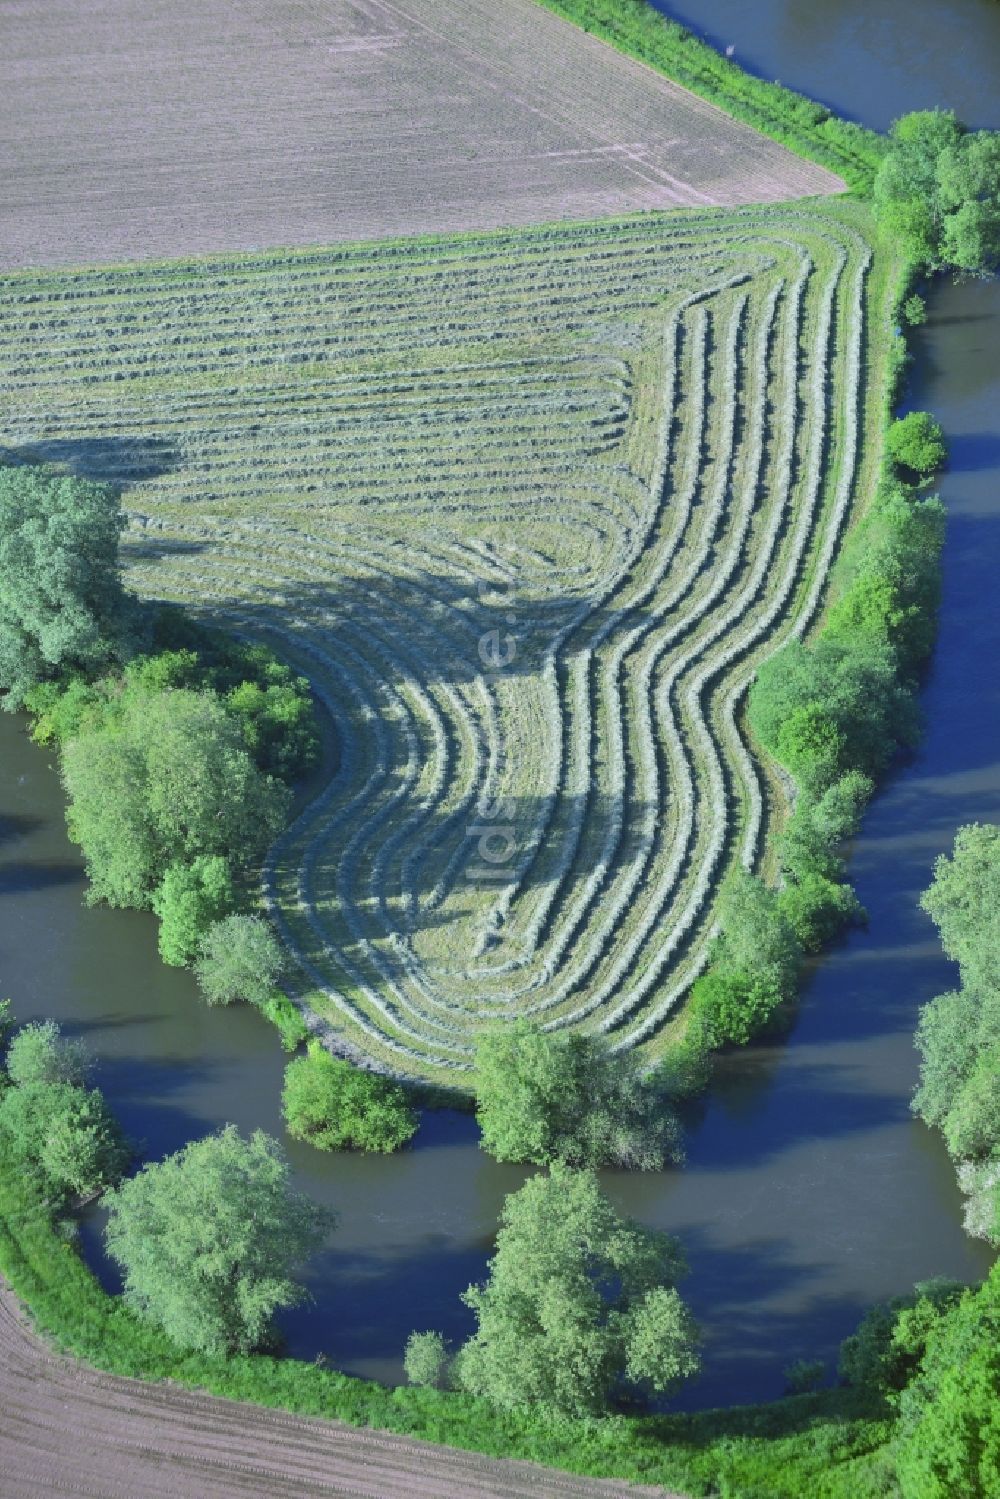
[0, 1281, 681, 1499]
[0, 0, 843, 270]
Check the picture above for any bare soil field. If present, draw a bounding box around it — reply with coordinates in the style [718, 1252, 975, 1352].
[0, 0, 843, 269]
[0, 1278, 678, 1499]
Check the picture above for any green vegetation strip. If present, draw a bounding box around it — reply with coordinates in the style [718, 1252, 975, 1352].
[0, 1135, 894, 1498]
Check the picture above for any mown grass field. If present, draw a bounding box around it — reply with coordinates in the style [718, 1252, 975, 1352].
[0, 0, 842, 270]
[0, 200, 891, 1081]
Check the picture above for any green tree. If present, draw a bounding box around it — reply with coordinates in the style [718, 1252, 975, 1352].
[194, 914, 284, 1007]
[873, 110, 963, 265]
[692, 874, 802, 1046]
[282, 1042, 418, 1153]
[750, 635, 917, 795]
[913, 987, 1000, 1131]
[404, 1330, 451, 1389]
[895, 1264, 1000, 1498]
[921, 823, 1000, 994]
[104, 1125, 332, 1355]
[62, 688, 288, 907]
[6, 1019, 90, 1088]
[873, 110, 1000, 275]
[838, 1278, 963, 1402]
[886, 412, 947, 476]
[0, 466, 131, 707]
[152, 856, 236, 967]
[455, 1165, 699, 1416]
[0, 1079, 127, 1198]
[474, 1021, 682, 1170]
[941, 1050, 1000, 1161]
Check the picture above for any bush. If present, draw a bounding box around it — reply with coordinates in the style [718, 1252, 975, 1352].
[690, 875, 802, 1047]
[838, 1279, 963, 1402]
[282, 1042, 418, 1154]
[885, 412, 947, 476]
[474, 1020, 682, 1170]
[256, 992, 310, 1052]
[6, 1020, 90, 1088]
[194, 915, 285, 1007]
[784, 1359, 826, 1395]
[404, 1330, 451, 1389]
[152, 856, 236, 967]
[777, 871, 865, 953]
[956, 1159, 1000, 1246]
[940, 1050, 1000, 1161]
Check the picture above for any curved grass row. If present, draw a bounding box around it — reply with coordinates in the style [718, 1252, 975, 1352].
[0, 201, 885, 1080]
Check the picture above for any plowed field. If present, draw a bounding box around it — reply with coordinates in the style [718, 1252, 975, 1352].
[0, 0, 843, 269]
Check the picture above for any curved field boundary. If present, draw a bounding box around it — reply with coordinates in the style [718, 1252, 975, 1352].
[0, 0, 843, 271]
[0, 1277, 674, 1499]
[0, 201, 883, 1080]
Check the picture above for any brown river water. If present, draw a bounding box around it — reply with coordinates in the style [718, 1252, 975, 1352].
[0, 0, 998, 1412]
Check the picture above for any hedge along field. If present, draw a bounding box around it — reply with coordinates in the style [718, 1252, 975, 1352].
[0, 200, 893, 1082]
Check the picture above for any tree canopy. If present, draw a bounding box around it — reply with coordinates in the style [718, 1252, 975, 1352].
[62, 688, 289, 907]
[874, 110, 1000, 274]
[474, 1020, 682, 1170]
[194, 914, 285, 1007]
[104, 1125, 332, 1355]
[0, 466, 131, 707]
[454, 1165, 699, 1416]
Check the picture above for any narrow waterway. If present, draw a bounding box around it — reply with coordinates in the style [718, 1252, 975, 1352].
[1, 0, 998, 1412]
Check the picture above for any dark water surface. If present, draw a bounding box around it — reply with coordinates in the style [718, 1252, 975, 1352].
[656, 0, 1000, 131]
[2, 1, 999, 1410]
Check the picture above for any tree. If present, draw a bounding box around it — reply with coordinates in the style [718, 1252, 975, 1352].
[886, 412, 947, 477]
[873, 110, 963, 266]
[692, 874, 802, 1046]
[152, 856, 236, 967]
[455, 1165, 699, 1416]
[873, 110, 1000, 275]
[913, 987, 1000, 1131]
[920, 823, 1000, 995]
[62, 688, 289, 907]
[957, 1160, 1000, 1246]
[0, 466, 131, 707]
[404, 1331, 451, 1389]
[0, 1079, 127, 1198]
[941, 1050, 1000, 1161]
[750, 635, 917, 795]
[103, 1126, 332, 1355]
[895, 1265, 1000, 1498]
[282, 1042, 418, 1153]
[6, 1019, 90, 1088]
[194, 914, 285, 1007]
[474, 1020, 682, 1170]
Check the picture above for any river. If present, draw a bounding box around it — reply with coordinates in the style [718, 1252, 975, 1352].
[1, 0, 998, 1412]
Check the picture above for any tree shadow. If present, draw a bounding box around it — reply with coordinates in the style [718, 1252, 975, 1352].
[8, 434, 180, 484]
[946, 431, 1000, 473]
[0, 859, 81, 894]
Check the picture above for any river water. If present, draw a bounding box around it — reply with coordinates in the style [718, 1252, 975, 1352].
[1, 0, 998, 1412]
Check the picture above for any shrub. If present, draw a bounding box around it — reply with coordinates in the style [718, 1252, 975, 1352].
[152, 856, 236, 967]
[784, 1359, 826, 1395]
[6, 1020, 90, 1088]
[940, 1050, 1000, 1161]
[885, 412, 947, 476]
[902, 294, 927, 325]
[256, 992, 310, 1052]
[474, 1020, 682, 1170]
[777, 871, 865, 953]
[282, 1042, 418, 1153]
[838, 1278, 963, 1402]
[404, 1330, 451, 1389]
[194, 915, 285, 1007]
